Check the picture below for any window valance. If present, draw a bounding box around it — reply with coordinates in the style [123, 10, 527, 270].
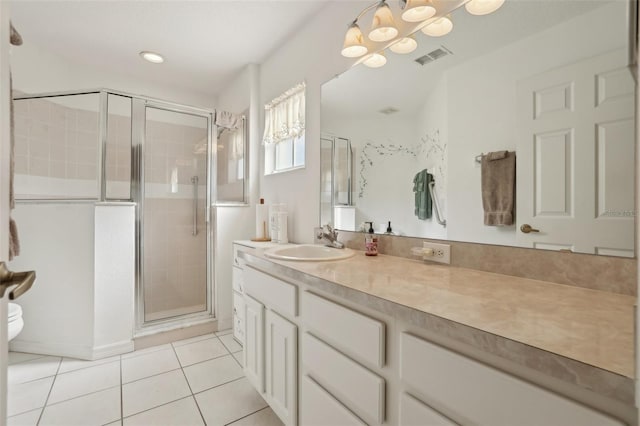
[263, 82, 305, 145]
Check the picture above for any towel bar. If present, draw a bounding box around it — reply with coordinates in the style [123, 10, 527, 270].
[428, 181, 446, 227]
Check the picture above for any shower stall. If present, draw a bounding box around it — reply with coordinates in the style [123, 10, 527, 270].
[13, 89, 215, 335]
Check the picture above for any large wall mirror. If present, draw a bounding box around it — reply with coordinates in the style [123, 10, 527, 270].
[321, 0, 636, 257]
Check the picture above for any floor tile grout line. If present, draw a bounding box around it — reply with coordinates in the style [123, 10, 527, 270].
[47, 358, 120, 380]
[120, 344, 173, 361]
[122, 366, 183, 386]
[57, 356, 121, 376]
[120, 395, 195, 422]
[169, 343, 207, 425]
[172, 334, 219, 348]
[35, 356, 63, 425]
[224, 406, 271, 426]
[192, 376, 245, 397]
[41, 383, 122, 409]
[8, 354, 56, 366]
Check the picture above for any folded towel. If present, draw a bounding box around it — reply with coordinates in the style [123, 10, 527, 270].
[481, 151, 515, 226]
[413, 169, 433, 220]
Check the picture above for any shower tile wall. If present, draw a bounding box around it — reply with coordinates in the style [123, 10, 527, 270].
[143, 120, 208, 321]
[13, 97, 100, 198]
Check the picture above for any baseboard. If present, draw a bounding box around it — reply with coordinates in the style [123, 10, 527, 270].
[10, 340, 94, 360]
[10, 339, 134, 360]
[91, 340, 135, 359]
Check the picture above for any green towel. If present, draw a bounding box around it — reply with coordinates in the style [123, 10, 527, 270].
[413, 169, 433, 220]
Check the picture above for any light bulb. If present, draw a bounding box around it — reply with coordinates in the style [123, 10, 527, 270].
[401, 0, 436, 23]
[389, 36, 417, 54]
[465, 0, 505, 16]
[363, 52, 387, 68]
[421, 15, 453, 37]
[139, 51, 164, 63]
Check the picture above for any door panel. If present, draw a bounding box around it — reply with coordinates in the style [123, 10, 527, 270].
[517, 49, 635, 256]
[142, 106, 209, 322]
[265, 310, 297, 426]
[243, 295, 264, 392]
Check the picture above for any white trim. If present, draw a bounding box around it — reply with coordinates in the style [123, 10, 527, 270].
[9, 339, 133, 361]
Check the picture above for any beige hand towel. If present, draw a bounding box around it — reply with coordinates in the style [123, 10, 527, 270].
[481, 151, 515, 226]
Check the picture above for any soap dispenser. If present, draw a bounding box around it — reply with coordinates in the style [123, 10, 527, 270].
[386, 221, 393, 235]
[364, 222, 378, 256]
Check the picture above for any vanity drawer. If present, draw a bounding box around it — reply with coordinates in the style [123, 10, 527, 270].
[233, 243, 248, 267]
[400, 393, 457, 426]
[303, 332, 385, 425]
[302, 291, 385, 368]
[400, 333, 623, 426]
[232, 265, 244, 294]
[243, 266, 297, 317]
[300, 375, 365, 426]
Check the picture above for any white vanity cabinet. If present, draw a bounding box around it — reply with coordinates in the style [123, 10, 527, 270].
[242, 265, 299, 426]
[399, 333, 624, 426]
[238, 251, 627, 426]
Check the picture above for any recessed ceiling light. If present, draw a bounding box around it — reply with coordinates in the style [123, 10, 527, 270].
[139, 51, 164, 64]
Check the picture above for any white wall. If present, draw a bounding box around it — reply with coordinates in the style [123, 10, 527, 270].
[259, 1, 364, 243]
[9, 203, 135, 359]
[215, 64, 258, 329]
[93, 204, 135, 356]
[8, 204, 96, 357]
[11, 40, 213, 108]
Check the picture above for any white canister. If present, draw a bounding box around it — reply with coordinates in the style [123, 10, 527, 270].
[276, 211, 288, 244]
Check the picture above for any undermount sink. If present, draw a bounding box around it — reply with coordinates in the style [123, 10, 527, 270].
[264, 244, 355, 261]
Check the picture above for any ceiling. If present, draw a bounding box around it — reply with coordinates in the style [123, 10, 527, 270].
[322, 0, 616, 120]
[9, 0, 327, 98]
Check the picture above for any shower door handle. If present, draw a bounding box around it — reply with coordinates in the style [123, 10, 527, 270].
[0, 262, 36, 300]
[191, 176, 199, 236]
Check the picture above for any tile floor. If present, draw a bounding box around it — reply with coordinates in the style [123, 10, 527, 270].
[7, 329, 284, 426]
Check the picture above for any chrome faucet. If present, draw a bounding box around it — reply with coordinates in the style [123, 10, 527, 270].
[317, 224, 345, 249]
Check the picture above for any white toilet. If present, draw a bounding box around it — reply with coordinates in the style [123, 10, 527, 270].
[8, 303, 24, 341]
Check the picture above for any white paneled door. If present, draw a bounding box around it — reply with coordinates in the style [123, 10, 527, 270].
[517, 49, 635, 256]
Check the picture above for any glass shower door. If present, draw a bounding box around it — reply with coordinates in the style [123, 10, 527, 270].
[142, 106, 210, 323]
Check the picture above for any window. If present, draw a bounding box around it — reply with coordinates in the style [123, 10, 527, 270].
[263, 82, 305, 175]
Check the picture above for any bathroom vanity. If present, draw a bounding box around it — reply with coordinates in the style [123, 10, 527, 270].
[235, 245, 635, 426]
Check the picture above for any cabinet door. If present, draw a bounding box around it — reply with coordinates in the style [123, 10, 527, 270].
[265, 310, 298, 426]
[243, 295, 264, 393]
[400, 393, 457, 426]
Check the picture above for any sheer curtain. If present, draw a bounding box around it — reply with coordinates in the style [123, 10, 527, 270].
[263, 82, 305, 145]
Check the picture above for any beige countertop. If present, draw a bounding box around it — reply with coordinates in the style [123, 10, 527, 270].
[239, 247, 635, 404]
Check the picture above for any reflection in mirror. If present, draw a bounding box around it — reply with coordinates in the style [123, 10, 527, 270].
[216, 113, 247, 203]
[320, 135, 353, 229]
[321, 0, 635, 257]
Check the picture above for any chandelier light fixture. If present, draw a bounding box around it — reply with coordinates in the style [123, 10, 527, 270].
[341, 0, 505, 67]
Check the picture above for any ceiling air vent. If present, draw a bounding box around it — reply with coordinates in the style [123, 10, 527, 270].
[379, 107, 399, 115]
[415, 46, 452, 66]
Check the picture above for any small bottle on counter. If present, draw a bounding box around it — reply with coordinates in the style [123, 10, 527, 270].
[364, 222, 378, 256]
